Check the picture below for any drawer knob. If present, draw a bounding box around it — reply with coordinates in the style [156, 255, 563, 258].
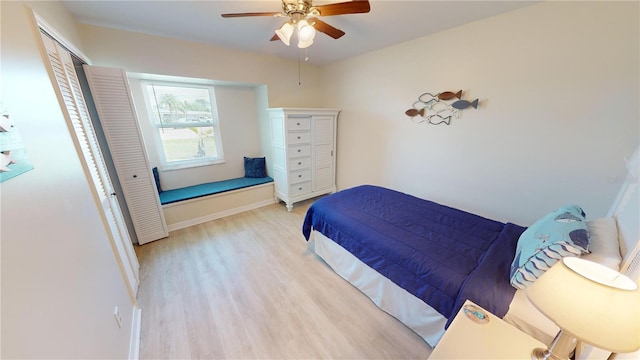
[298, 174, 302, 178]
[298, 187, 302, 190]
[297, 136, 301, 139]
[298, 162, 302, 165]
[297, 149, 301, 153]
[297, 122, 300, 126]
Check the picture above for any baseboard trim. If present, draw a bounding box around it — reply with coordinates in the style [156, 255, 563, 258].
[166, 198, 276, 232]
[129, 306, 142, 360]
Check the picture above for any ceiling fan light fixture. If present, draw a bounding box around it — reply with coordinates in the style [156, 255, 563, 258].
[297, 19, 316, 48]
[275, 21, 295, 46]
[222, 0, 371, 49]
[297, 37, 314, 49]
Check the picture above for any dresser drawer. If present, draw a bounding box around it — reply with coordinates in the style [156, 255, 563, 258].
[287, 117, 311, 131]
[288, 157, 310, 171]
[289, 169, 311, 184]
[290, 181, 311, 196]
[289, 144, 310, 157]
[287, 132, 311, 144]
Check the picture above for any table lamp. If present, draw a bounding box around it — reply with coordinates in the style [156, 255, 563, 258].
[526, 257, 640, 360]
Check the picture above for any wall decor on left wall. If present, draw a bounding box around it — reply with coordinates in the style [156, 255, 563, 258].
[0, 106, 34, 182]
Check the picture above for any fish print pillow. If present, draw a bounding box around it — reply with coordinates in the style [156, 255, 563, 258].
[510, 205, 590, 289]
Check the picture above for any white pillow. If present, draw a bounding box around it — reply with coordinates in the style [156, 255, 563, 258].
[582, 217, 622, 270]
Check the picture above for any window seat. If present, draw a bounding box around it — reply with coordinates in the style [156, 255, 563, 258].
[160, 176, 276, 231]
[159, 176, 274, 205]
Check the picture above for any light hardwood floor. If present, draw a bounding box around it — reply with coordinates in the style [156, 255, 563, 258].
[135, 200, 433, 359]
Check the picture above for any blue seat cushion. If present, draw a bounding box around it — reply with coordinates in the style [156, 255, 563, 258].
[159, 176, 273, 205]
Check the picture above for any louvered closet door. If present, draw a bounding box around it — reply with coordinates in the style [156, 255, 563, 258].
[40, 33, 140, 298]
[83, 66, 168, 245]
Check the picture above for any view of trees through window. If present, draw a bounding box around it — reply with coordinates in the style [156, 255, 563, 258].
[144, 83, 222, 164]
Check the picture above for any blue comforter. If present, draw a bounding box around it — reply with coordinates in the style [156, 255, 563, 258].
[302, 185, 525, 326]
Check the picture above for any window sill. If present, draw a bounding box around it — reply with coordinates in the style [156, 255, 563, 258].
[160, 159, 225, 172]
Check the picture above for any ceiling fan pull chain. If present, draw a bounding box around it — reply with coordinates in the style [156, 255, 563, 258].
[298, 50, 302, 85]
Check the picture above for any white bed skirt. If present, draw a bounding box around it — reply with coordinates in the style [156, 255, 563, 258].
[310, 230, 447, 347]
[310, 230, 559, 348]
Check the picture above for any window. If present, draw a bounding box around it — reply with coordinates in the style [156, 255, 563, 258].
[141, 81, 223, 170]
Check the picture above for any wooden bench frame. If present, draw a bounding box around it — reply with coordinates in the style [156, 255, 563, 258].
[162, 182, 276, 231]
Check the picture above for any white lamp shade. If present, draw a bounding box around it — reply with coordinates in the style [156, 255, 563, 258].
[297, 20, 315, 48]
[526, 257, 640, 353]
[275, 22, 294, 46]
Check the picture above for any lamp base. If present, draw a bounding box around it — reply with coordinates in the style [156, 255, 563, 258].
[531, 330, 577, 360]
[531, 347, 561, 360]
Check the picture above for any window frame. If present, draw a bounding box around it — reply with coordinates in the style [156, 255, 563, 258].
[140, 80, 224, 171]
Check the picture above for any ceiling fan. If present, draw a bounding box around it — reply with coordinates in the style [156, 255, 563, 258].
[221, 0, 371, 48]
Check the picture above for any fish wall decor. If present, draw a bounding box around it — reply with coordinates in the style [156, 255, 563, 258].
[404, 90, 480, 125]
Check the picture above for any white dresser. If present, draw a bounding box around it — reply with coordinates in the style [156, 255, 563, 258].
[267, 108, 340, 211]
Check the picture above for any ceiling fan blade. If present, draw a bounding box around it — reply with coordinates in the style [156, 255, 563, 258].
[312, 0, 370, 16]
[309, 18, 345, 39]
[270, 34, 280, 42]
[221, 12, 281, 18]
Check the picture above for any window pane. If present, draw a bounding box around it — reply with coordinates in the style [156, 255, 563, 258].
[158, 127, 218, 162]
[143, 82, 223, 167]
[146, 85, 213, 126]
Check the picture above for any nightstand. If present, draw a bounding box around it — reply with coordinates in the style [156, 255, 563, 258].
[429, 300, 546, 359]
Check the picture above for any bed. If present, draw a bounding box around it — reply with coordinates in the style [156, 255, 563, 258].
[302, 148, 639, 352]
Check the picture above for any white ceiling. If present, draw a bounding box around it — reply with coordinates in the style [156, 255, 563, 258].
[62, 0, 537, 66]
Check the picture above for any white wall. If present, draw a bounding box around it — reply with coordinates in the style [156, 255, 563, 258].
[77, 24, 325, 187]
[128, 75, 263, 190]
[76, 23, 324, 108]
[1, 1, 136, 358]
[1, 1, 636, 357]
[322, 1, 639, 226]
